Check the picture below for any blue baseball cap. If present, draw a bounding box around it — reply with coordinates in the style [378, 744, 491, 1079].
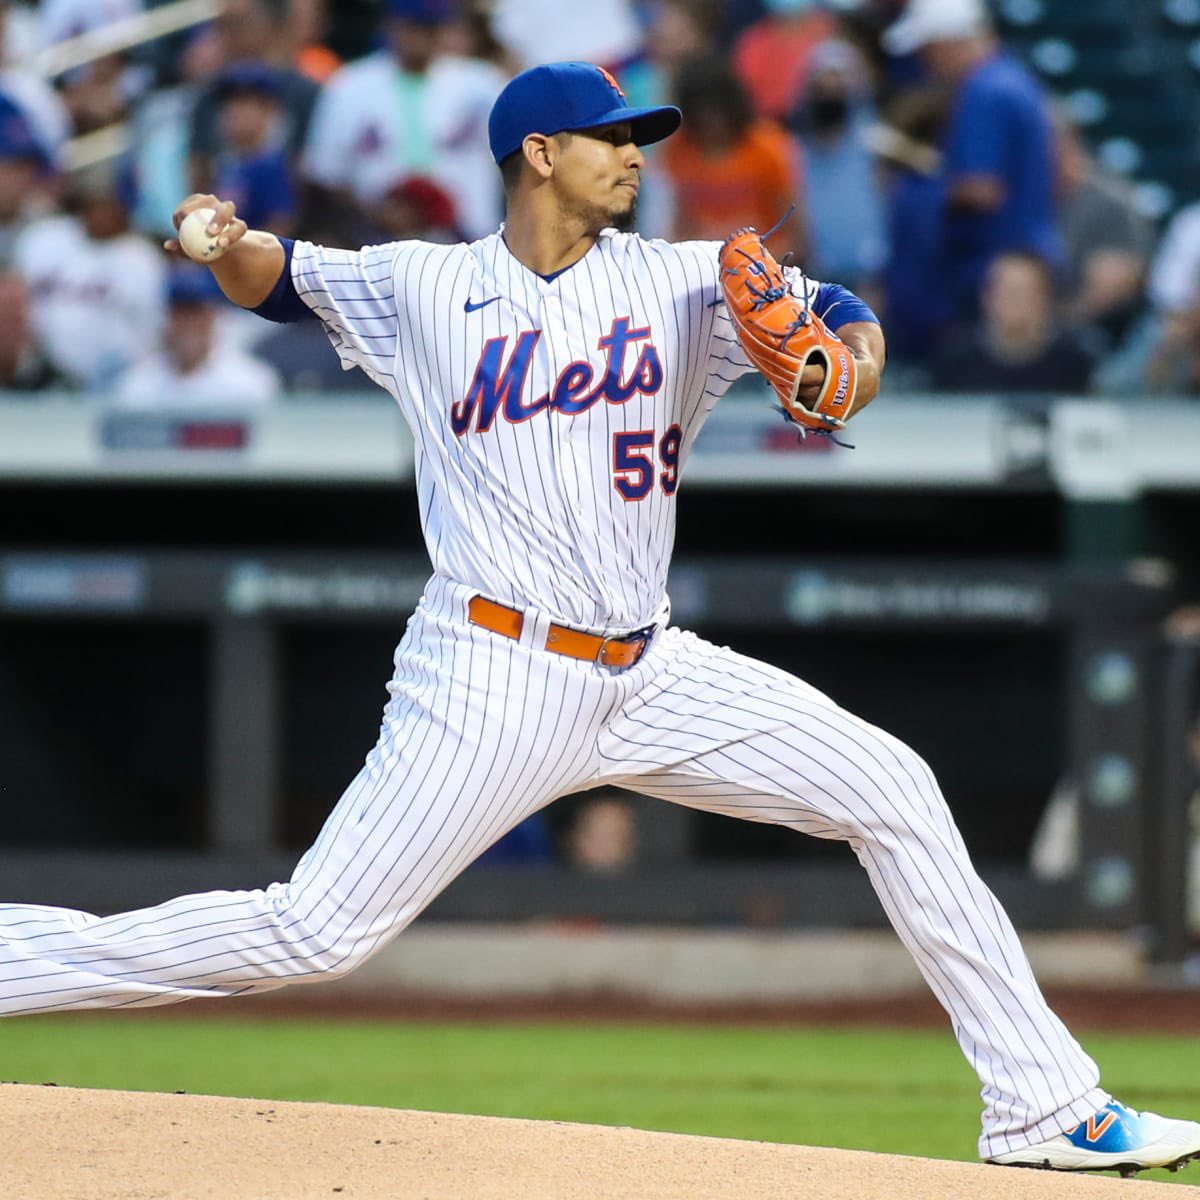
[216, 60, 283, 99]
[167, 265, 225, 307]
[488, 61, 682, 165]
[0, 94, 47, 166]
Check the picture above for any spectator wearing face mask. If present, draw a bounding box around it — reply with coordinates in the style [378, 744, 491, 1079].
[789, 38, 885, 293]
[732, 0, 839, 123]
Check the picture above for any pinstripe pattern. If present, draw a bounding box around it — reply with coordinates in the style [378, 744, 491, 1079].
[290, 231, 778, 630]
[601, 627, 1108, 1158]
[0, 230, 1109, 1158]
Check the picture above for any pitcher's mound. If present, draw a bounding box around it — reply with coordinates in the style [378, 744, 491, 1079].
[0, 1083, 1190, 1199]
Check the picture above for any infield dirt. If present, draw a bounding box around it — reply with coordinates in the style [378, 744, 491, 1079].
[2, 1083, 1195, 1199]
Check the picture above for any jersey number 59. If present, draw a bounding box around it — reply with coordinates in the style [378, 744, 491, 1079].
[613, 425, 682, 501]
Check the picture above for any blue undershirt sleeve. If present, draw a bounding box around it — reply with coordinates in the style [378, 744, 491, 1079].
[813, 282, 879, 332]
[249, 237, 314, 324]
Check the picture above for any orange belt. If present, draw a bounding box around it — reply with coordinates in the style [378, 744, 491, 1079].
[467, 595, 654, 669]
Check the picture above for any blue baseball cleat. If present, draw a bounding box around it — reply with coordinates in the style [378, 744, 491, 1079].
[988, 1100, 1200, 1176]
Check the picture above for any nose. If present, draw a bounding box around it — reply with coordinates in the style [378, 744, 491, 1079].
[625, 142, 645, 170]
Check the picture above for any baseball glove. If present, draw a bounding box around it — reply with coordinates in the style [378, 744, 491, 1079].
[719, 227, 858, 437]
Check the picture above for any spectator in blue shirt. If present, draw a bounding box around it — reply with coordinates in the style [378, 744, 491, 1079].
[883, 0, 1061, 319]
[869, 85, 955, 375]
[187, 0, 319, 185]
[211, 62, 297, 237]
[789, 38, 887, 295]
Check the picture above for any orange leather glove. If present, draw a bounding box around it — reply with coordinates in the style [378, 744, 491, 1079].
[719, 227, 858, 436]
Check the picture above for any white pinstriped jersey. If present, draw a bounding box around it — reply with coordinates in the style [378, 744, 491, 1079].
[0, 222, 1116, 1162]
[292, 230, 821, 631]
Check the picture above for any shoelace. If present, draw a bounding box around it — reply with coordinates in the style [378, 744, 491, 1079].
[774, 405, 855, 449]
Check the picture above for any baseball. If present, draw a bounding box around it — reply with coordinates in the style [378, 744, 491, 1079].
[178, 207, 225, 263]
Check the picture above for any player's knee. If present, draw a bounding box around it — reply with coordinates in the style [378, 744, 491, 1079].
[266, 884, 379, 982]
[852, 737, 952, 831]
[284, 922, 374, 981]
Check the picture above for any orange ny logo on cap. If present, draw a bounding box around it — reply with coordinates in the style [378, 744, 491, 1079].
[597, 66, 625, 99]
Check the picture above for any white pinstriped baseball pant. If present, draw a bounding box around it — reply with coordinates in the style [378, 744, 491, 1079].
[0, 575, 1108, 1156]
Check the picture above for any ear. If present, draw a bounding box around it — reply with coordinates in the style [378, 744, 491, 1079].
[522, 133, 556, 181]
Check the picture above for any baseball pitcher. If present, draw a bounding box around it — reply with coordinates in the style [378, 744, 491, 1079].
[0, 60, 1196, 1176]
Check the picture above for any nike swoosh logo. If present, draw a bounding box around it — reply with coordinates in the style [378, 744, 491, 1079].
[464, 296, 500, 312]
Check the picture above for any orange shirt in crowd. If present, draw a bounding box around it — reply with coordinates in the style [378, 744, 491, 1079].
[662, 120, 803, 251]
[296, 44, 341, 84]
[733, 10, 838, 121]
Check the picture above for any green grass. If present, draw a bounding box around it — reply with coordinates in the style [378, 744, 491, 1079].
[3, 1017, 1199, 1184]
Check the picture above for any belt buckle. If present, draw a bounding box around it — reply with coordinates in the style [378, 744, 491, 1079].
[597, 624, 654, 666]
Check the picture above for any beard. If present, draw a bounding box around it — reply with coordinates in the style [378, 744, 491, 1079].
[612, 193, 638, 233]
[566, 190, 639, 236]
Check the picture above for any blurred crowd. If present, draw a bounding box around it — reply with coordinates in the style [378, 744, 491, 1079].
[2, 0, 1200, 405]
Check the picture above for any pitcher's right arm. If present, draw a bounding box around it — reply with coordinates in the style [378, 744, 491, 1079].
[166, 194, 284, 310]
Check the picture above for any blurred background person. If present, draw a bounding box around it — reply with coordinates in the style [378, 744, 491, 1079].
[0, 271, 64, 394]
[210, 62, 297, 238]
[641, 0, 723, 104]
[1127, 198, 1200, 396]
[1054, 110, 1153, 357]
[441, 0, 518, 74]
[732, 0, 839, 124]
[301, 0, 505, 244]
[789, 37, 885, 295]
[867, 85, 952, 380]
[287, 0, 342, 84]
[256, 181, 460, 393]
[616, 0, 726, 240]
[13, 159, 164, 391]
[490, 0, 643, 76]
[931, 251, 1096, 395]
[251, 216, 382, 393]
[362, 173, 461, 243]
[187, 0, 321, 192]
[39, 0, 149, 135]
[661, 55, 806, 256]
[1, 3, 71, 173]
[563, 793, 637, 875]
[883, 0, 1060, 323]
[112, 266, 279, 408]
[0, 93, 55, 270]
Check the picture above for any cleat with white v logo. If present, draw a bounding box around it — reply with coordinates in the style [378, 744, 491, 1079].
[988, 1100, 1200, 1174]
